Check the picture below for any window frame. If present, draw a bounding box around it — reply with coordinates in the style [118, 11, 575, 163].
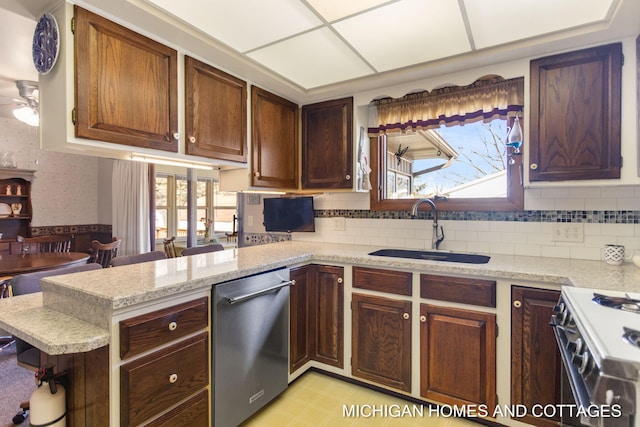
[155, 173, 236, 240]
[369, 116, 524, 212]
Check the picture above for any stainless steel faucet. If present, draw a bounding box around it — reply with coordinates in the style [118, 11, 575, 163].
[410, 198, 445, 250]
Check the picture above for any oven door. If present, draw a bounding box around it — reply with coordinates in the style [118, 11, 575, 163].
[552, 320, 634, 427]
[553, 322, 596, 427]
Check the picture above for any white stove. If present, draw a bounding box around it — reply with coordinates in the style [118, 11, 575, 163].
[552, 286, 640, 427]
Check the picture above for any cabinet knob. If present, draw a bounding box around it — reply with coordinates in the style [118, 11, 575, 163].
[168, 321, 177, 331]
[172, 132, 180, 140]
[337, 278, 343, 284]
[403, 312, 410, 320]
[530, 163, 538, 170]
[169, 373, 178, 384]
[189, 136, 196, 144]
[345, 175, 351, 181]
[420, 315, 426, 322]
[513, 300, 522, 308]
[254, 171, 260, 177]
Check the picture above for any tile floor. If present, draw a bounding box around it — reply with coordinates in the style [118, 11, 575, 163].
[242, 371, 481, 427]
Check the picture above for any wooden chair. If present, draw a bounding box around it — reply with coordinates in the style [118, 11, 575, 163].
[111, 251, 167, 267]
[89, 238, 121, 268]
[181, 243, 225, 256]
[163, 236, 178, 258]
[17, 234, 74, 254]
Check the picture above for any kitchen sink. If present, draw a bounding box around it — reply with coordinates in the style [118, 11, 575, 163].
[368, 249, 490, 264]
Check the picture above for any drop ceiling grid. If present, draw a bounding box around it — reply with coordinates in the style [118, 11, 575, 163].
[462, 0, 617, 49]
[247, 27, 375, 89]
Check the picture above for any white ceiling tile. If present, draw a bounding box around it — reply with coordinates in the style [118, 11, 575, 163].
[305, 0, 393, 22]
[464, 0, 616, 49]
[247, 28, 374, 89]
[145, 0, 322, 52]
[333, 0, 471, 72]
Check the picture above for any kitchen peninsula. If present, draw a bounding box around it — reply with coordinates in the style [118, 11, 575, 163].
[1, 241, 639, 426]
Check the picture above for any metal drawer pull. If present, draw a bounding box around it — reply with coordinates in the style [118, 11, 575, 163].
[169, 373, 178, 384]
[168, 321, 177, 331]
[226, 280, 294, 305]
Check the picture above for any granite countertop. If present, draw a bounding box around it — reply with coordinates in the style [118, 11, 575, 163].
[1, 241, 638, 355]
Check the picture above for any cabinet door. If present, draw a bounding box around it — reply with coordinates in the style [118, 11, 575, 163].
[74, 6, 178, 152]
[185, 56, 247, 162]
[251, 86, 299, 189]
[420, 304, 496, 408]
[290, 265, 313, 373]
[352, 294, 411, 392]
[313, 265, 344, 368]
[511, 287, 561, 427]
[302, 97, 353, 189]
[529, 43, 622, 181]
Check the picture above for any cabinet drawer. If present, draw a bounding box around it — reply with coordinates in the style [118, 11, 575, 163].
[420, 274, 496, 308]
[353, 266, 412, 296]
[120, 297, 208, 359]
[121, 332, 209, 426]
[144, 389, 209, 427]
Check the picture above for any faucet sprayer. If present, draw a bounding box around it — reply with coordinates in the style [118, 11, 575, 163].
[410, 198, 445, 250]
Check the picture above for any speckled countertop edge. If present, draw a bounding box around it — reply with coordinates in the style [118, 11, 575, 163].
[0, 293, 110, 354]
[2, 241, 639, 355]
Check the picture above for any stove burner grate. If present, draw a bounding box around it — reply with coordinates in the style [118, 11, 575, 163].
[623, 327, 640, 348]
[592, 293, 640, 313]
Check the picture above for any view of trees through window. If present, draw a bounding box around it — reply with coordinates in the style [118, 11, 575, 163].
[386, 118, 508, 199]
[155, 174, 236, 240]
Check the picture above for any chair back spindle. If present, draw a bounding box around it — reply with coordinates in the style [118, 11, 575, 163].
[89, 238, 121, 268]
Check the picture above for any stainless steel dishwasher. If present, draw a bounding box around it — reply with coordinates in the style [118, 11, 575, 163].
[213, 268, 292, 426]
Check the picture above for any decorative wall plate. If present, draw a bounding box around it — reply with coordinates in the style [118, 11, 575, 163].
[32, 13, 60, 75]
[0, 203, 10, 218]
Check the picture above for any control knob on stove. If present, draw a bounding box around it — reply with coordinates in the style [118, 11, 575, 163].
[552, 303, 569, 325]
[572, 349, 592, 375]
[567, 337, 583, 355]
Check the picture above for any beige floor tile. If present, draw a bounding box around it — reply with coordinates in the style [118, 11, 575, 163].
[243, 372, 480, 427]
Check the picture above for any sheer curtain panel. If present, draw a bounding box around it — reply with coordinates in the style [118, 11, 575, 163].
[112, 160, 151, 255]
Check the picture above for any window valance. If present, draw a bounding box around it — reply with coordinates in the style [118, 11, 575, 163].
[368, 76, 524, 134]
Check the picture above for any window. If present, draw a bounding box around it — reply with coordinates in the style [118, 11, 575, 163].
[155, 173, 237, 240]
[369, 76, 524, 211]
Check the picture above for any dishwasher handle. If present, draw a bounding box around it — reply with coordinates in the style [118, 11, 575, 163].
[226, 280, 295, 305]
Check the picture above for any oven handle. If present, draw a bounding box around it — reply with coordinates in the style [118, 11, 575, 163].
[226, 280, 295, 305]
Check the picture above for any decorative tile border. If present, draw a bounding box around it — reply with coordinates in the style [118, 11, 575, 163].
[31, 224, 112, 236]
[243, 233, 291, 246]
[315, 210, 640, 224]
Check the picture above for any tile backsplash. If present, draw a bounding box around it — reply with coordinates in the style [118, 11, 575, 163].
[287, 189, 640, 262]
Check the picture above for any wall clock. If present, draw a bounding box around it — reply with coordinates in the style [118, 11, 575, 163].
[32, 13, 60, 75]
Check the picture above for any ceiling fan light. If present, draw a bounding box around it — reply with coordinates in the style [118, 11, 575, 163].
[12, 106, 40, 127]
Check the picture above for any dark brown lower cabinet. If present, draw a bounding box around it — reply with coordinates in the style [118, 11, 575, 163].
[511, 286, 562, 427]
[420, 304, 496, 409]
[290, 265, 313, 372]
[313, 265, 344, 368]
[352, 293, 411, 392]
[289, 264, 344, 372]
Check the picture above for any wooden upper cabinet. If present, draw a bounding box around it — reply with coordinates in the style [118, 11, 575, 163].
[529, 43, 622, 181]
[74, 6, 178, 152]
[302, 97, 353, 189]
[184, 56, 247, 162]
[251, 86, 299, 189]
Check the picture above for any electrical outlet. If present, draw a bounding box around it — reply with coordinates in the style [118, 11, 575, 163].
[333, 217, 346, 231]
[552, 223, 584, 242]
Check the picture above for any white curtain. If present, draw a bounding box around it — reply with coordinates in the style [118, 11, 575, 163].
[112, 160, 150, 255]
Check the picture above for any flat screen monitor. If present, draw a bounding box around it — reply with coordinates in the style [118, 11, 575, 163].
[263, 196, 315, 233]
